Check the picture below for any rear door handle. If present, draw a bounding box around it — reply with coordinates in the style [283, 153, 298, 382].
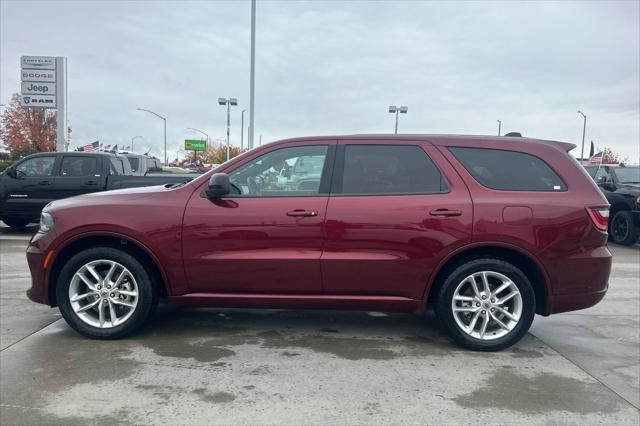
[84, 180, 98, 186]
[39, 180, 51, 186]
[287, 209, 318, 217]
[429, 208, 462, 217]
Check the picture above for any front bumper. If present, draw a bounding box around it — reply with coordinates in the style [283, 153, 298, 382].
[26, 231, 55, 305]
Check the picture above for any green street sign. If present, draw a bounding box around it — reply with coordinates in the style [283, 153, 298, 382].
[185, 139, 206, 151]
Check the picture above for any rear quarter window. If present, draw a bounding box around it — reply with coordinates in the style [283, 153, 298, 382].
[449, 147, 566, 191]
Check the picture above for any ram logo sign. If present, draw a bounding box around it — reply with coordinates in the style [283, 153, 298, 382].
[20, 95, 56, 108]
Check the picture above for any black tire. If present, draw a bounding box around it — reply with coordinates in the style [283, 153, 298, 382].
[435, 258, 536, 351]
[56, 246, 158, 339]
[609, 210, 638, 246]
[1, 217, 32, 228]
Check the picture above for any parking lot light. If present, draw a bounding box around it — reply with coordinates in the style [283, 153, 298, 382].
[219, 97, 238, 161]
[388, 105, 408, 134]
[577, 110, 587, 164]
[137, 108, 167, 164]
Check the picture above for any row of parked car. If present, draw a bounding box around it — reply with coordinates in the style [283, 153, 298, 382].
[1, 149, 638, 246]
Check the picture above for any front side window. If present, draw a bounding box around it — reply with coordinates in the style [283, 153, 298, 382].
[339, 145, 448, 195]
[61, 157, 97, 176]
[449, 147, 566, 191]
[228, 145, 328, 196]
[16, 156, 56, 177]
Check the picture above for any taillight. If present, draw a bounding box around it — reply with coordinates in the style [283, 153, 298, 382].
[586, 206, 609, 232]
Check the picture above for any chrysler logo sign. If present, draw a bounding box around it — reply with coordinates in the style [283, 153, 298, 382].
[20, 56, 56, 70]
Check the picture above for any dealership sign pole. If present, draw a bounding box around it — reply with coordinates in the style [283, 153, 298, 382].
[20, 56, 68, 152]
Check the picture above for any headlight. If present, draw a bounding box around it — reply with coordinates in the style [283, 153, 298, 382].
[38, 212, 54, 233]
[636, 195, 640, 206]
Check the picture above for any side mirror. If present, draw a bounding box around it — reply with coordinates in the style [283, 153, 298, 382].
[206, 173, 230, 198]
[4, 167, 15, 178]
[597, 175, 607, 185]
[5, 166, 19, 179]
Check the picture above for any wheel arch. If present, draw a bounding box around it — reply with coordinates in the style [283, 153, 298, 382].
[425, 243, 550, 315]
[47, 232, 169, 306]
[609, 201, 631, 217]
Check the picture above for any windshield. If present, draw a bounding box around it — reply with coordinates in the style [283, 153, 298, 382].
[615, 167, 640, 183]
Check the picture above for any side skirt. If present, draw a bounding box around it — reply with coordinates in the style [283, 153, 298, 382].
[168, 293, 424, 314]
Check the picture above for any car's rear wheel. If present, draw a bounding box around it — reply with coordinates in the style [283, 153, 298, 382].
[609, 210, 638, 246]
[56, 247, 158, 339]
[435, 258, 535, 351]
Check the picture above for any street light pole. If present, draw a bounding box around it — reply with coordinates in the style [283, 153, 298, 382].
[388, 105, 408, 134]
[218, 98, 238, 161]
[497, 120, 502, 136]
[186, 127, 210, 148]
[131, 135, 143, 153]
[136, 108, 167, 164]
[577, 110, 587, 164]
[249, 0, 256, 150]
[240, 109, 246, 150]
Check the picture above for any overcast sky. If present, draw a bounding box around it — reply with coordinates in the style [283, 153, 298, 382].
[1, 0, 639, 162]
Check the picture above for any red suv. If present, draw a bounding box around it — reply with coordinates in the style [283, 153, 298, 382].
[26, 135, 611, 351]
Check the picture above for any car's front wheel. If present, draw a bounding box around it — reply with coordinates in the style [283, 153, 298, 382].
[1, 217, 32, 228]
[56, 247, 158, 339]
[435, 258, 535, 351]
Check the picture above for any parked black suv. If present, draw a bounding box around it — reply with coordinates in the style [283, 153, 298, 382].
[584, 164, 640, 245]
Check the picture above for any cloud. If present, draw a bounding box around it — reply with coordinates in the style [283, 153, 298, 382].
[1, 0, 638, 162]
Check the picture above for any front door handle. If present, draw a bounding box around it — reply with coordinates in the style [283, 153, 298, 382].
[287, 209, 318, 217]
[39, 180, 51, 186]
[429, 208, 462, 217]
[84, 180, 98, 186]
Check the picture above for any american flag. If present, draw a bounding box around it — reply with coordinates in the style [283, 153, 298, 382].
[589, 151, 603, 164]
[83, 141, 99, 152]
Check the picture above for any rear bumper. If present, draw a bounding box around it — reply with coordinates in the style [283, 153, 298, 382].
[546, 245, 611, 314]
[549, 288, 607, 314]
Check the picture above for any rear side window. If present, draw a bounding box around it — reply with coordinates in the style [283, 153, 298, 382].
[127, 157, 140, 172]
[339, 145, 448, 195]
[449, 147, 566, 191]
[61, 157, 97, 176]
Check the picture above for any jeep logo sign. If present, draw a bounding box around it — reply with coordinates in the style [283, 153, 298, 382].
[21, 81, 56, 95]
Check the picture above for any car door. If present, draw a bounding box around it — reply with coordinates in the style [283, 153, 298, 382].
[321, 140, 472, 300]
[1, 155, 58, 220]
[55, 155, 103, 198]
[182, 141, 336, 294]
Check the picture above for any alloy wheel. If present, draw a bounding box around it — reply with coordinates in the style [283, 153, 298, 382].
[68, 259, 139, 328]
[451, 271, 523, 340]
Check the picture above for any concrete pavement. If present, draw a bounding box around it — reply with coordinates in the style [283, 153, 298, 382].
[1, 233, 638, 425]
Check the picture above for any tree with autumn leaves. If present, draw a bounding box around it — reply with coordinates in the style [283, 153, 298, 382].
[601, 147, 629, 165]
[0, 93, 70, 158]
